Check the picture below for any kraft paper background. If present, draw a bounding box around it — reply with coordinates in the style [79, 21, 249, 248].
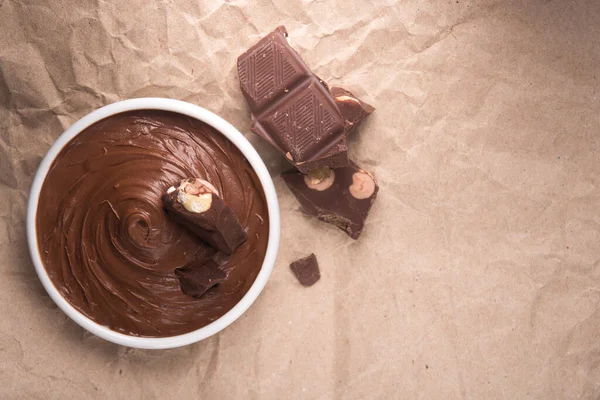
[1, 0, 599, 398]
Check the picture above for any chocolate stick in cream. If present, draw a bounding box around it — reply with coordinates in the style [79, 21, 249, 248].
[162, 178, 247, 255]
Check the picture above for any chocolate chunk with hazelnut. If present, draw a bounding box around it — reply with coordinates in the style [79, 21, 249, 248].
[331, 87, 375, 135]
[282, 162, 378, 239]
[162, 178, 247, 255]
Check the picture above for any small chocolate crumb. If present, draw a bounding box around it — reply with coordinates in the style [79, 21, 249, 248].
[290, 254, 320, 287]
[174, 260, 227, 298]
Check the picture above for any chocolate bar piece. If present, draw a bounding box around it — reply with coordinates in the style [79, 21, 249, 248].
[175, 259, 227, 298]
[237, 26, 311, 113]
[331, 87, 375, 134]
[282, 163, 378, 239]
[237, 26, 348, 173]
[162, 178, 247, 255]
[290, 253, 320, 287]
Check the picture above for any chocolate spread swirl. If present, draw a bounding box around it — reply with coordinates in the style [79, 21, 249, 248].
[36, 111, 269, 337]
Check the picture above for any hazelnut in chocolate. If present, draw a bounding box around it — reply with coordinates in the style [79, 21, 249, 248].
[162, 178, 247, 255]
[282, 162, 378, 239]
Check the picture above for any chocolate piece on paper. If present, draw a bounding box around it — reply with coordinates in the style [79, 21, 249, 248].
[282, 163, 379, 239]
[290, 253, 320, 287]
[237, 26, 348, 173]
[174, 259, 227, 298]
[162, 178, 247, 255]
[251, 76, 349, 172]
[237, 26, 311, 114]
[331, 87, 375, 134]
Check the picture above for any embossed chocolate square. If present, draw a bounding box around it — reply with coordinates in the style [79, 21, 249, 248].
[251, 77, 348, 171]
[237, 26, 312, 114]
[237, 26, 348, 173]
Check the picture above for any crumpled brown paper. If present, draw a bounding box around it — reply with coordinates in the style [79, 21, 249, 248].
[2, 0, 600, 398]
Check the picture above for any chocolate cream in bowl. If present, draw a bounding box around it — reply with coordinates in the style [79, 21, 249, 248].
[36, 111, 269, 337]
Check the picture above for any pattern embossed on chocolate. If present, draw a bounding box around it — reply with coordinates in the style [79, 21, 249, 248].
[237, 26, 349, 173]
[290, 254, 320, 287]
[36, 111, 269, 337]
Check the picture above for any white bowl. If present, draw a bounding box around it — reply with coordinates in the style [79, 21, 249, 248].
[26, 98, 280, 349]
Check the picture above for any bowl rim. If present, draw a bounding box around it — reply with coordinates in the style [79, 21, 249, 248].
[26, 98, 280, 349]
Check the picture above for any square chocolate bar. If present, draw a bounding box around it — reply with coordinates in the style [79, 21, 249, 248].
[238, 26, 348, 173]
[251, 77, 347, 168]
